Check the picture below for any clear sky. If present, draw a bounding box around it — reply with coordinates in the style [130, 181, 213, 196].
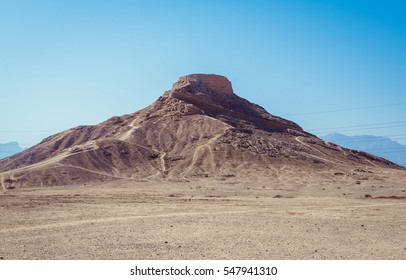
[1, 0, 405, 147]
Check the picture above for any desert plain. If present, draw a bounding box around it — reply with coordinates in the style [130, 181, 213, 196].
[1, 172, 405, 260]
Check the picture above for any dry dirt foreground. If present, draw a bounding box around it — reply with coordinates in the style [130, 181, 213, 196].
[1, 179, 406, 260]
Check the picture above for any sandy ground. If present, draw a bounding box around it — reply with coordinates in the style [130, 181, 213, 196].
[1, 179, 405, 260]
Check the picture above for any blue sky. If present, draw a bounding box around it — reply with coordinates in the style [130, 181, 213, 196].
[1, 0, 405, 147]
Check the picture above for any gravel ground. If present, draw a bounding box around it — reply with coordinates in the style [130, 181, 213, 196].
[1, 180, 405, 260]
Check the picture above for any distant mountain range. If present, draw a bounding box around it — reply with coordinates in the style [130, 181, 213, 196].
[0, 142, 23, 159]
[321, 133, 406, 167]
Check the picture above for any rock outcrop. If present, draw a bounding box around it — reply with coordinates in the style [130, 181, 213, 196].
[0, 74, 402, 188]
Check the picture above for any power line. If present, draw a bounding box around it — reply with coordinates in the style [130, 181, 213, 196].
[326, 139, 406, 146]
[317, 124, 406, 134]
[323, 133, 406, 138]
[354, 147, 406, 152]
[321, 134, 406, 144]
[366, 150, 406, 154]
[308, 121, 406, 133]
[285, 101, 406, 117]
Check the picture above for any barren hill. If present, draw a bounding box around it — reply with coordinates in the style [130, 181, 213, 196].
[0, 74, 403, 189]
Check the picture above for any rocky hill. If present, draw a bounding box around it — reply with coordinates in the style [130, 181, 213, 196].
[0, 74, 402, 189]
